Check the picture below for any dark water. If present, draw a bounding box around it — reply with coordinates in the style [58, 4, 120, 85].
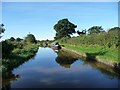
[3, 47, 120, 88]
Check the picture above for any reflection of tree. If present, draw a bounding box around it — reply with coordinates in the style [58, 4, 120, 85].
[56, 55, 77, 68]
[55, 49, 120, 78]
[55, 50, 79, 68]
[2, 48, 38, 89]
[83, 60, 120, 79]
[2, 71, 19, 90]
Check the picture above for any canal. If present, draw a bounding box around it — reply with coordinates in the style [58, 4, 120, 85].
[2, 47, 120, 88]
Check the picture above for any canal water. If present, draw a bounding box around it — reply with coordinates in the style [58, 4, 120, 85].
[3, 47, 120, 88]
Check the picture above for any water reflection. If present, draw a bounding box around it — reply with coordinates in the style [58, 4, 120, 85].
[2, 47, 120, 88]
[55, 50, 78, 68]
[83, 60, 120, 79]
[55, 49, 120, 78]
[2, 71, 19, 90]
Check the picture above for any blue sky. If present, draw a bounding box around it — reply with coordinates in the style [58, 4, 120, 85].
[2, 0, 120, 2]
[2, 2, 118, 40]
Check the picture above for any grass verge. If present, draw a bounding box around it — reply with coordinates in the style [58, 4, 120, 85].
[63, 44, 119, 64]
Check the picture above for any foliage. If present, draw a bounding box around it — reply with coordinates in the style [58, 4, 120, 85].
[2, 33, 38, 59]
[2, 38, 25, 59]
[24, 34, 37, 44]
[1, 26, 39, 71]
[16, 37, 23, 42]
[0, 24, 5, 34]
[56, 27, 119, 64]
[0, 23, 5, 38]
[9, 37, 15, 41]
[58, 27, 120, 48]
[77, 29, 86, 35]
[54, 18, 77, 39]
[108, 27, 120, 32]
[2, 44, 39, 72]
[2, 40, 14, 58]
[107, 27, 120, 48]
[37, 39, 54, 46]
[88, 26, 104, 35]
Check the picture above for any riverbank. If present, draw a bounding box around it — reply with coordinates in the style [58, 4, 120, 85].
[2, 44, 39, 89]
[2, 44, 39, 72]
[61, 44, 120, 70]
[2, 47, 120, 88]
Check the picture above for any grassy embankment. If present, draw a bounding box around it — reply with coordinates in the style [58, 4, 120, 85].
[2, 44, 39, 72]
[64, 44, 118, 63]
[56, 36, 119, 67]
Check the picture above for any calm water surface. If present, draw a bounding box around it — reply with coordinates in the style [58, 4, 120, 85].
[4, 47, 120, 88]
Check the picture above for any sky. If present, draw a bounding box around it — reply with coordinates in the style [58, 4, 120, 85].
[2, 0, 120, 2]
[1, 2, 118, 40]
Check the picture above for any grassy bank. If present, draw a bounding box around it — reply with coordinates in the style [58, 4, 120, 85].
[63, 44, 118, 63]
[2, 44, 39, 72]
[61, 44, 119, 65]
[55, 32, 119, 66]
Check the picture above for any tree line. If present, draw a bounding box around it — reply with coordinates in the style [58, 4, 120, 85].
[2, 33, 37, 58]
[54, 18, 120, 48]
[0, 24, 39, 73]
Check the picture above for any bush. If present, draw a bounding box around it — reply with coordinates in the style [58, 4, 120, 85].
[2, 40, 14, 58]
[24, 34, 37, 44]
[2, 44, 39, 72]
[58, 27, 119, 49]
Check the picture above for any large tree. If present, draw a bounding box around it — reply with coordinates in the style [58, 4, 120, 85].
[24, 34, 37, 44]
[88, 26, 104, 35]
[54, 18, 77, 39]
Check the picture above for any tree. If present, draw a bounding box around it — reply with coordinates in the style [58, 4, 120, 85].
[54, 18, 77, 39]
[108, 27, 120, 32]
[16, 37, 23, 42]
[9, 37, 15, 41]
[107, 27, 120, 48]
[24, 34, 37, 44]
[77, 29, 86, 35]
[88, 26, 104, 35]
[2, 40, 14, 58]
[0, 24, 5, 38]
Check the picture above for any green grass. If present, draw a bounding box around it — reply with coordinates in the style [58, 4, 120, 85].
[63, 44, 119, 64]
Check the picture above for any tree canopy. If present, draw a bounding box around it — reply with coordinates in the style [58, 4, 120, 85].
[54, 18, 77, 39]
[2, 40, 14, 58]
[108, 27, 120, 32]
[88, 26, 104, 35]
[77, 29, 86, 35]
[24, 34, 37, 44]
[16, 37, 23, 42]
[9, 37, 15, 41]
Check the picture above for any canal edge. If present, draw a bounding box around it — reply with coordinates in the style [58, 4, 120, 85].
[62, 47, 120, 71]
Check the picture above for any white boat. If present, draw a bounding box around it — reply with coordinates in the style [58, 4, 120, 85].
[51, 42, 61, 50]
